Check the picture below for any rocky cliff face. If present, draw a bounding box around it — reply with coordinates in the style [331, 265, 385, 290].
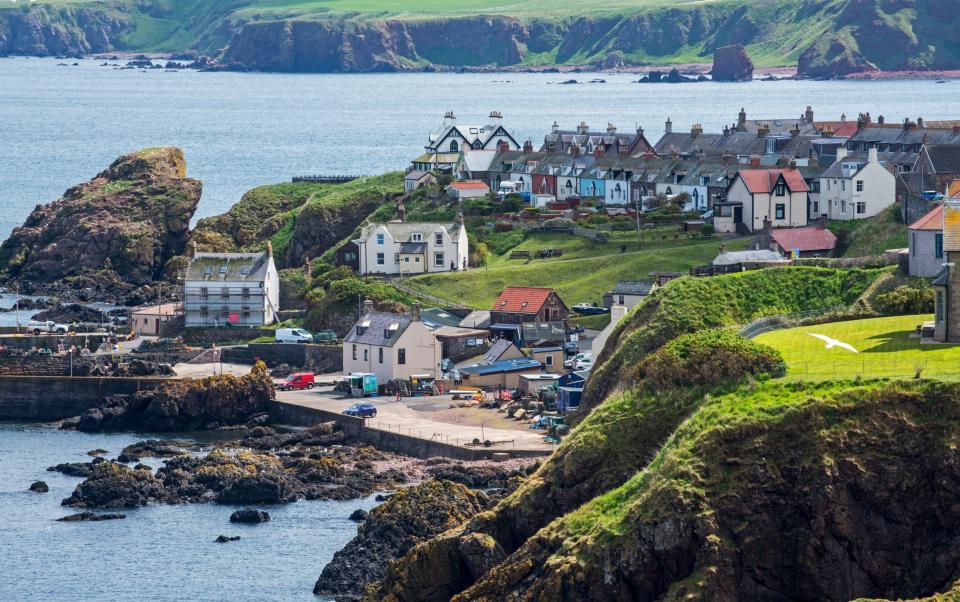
[0, 147, 200, 299]
[0, 6, 129, 56]
[711, 43, 753, 81]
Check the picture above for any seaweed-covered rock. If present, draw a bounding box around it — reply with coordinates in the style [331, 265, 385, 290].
[229, 508, 270, 523]
[215, 535, 241, 543]
[61, 462, 165, 508]
[57, 512, 126, 522]
[316, 480, 489, 601]
[29, 481, 49, 493]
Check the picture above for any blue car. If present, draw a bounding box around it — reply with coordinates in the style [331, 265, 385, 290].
[344, 402, 377, 418]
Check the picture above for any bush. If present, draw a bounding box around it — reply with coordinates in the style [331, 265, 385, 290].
[636, 329, 785, 391]
[874, 283, 934, 315]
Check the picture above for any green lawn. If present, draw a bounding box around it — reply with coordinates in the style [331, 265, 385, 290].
[408, 235, 753, 309]
[756, 314, 960, 381]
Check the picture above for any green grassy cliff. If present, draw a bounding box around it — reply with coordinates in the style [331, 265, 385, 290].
[3, 0, 959, 76]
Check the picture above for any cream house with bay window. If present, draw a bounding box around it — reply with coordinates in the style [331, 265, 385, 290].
[354, 217, 469, 275]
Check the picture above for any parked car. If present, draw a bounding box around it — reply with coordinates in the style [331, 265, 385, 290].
[565, 351, 592, 369]
[343, 402, 377, 418]
[571, 303, 607, 315]
[27, 320, 71, 335]
[274, 372, 315, 391]
[275, 328, 313, 343]
[563, 341, 579, 356]
[573, 359, 594, 371]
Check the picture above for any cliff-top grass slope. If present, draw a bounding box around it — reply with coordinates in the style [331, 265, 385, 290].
[0, 146, 200, 298]
[3, 0, 959, 76]
[366, 266, 960, 602]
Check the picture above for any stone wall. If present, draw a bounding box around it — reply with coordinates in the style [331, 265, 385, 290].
[223, 343, 342, 373]
[0, 334, 107, 351]
[181, 327, 273, 346]
[0, 376, 169, 421]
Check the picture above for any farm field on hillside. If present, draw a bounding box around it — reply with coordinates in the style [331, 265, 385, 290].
[756, 314, 960, 381]
[408, 235, 751, 308]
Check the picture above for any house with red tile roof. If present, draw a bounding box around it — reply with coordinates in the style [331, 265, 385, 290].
[770, 227, 837, 258]
[715, 168, 809, 233]
[489, 286, 568, 345]
[908, 203, 944, 277]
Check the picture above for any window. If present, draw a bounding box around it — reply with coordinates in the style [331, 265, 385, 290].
[449, 140, 459, 152]
[394, 253, 400, 264]
[352, 345, 357, 360]
[242, 287, 250, 299]
[435, 232, 443, 245]
[841, 180, 846, 192]
[774, 183, 786, 196]
[242, 306, 250, 320]
[200, 287, 208, 298]
[856, 201, 866, 215]
[812, 201, 819, 214]
[376, 253, 385, 265]
[775, 204, 785, 220]
[545, 355, 554, 367]
[619, 295, 625, 305]
[936, 233, 944, 259]
[811, 181, 820, 193]
[415, 257, 420, 263]
[841, 200, 847, 213]
[378, 347, 383, 364]
[435, 252, 445, 267]
[912, 232, 917, 256]
[221, 288, 230, 299]
[856, 180, 864, 192]
[376, 233, 384, 245]
[412, 233, 423, 242]
[363, 349, 368, 361]
[826, 180, 831, 191]
[397, 349, 406, 365]
[200, 306, 208, 317]
[937, 291, 945, 322]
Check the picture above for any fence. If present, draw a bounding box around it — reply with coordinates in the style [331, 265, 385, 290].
[781, 358, 960, 381]
[737, 307, 844, 339]
[387, 278, 471, 310]
[291, 175, 362, 184]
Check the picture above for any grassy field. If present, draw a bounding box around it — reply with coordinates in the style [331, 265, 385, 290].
[756, 314, 960, 381]
[408, 233, 752, 309]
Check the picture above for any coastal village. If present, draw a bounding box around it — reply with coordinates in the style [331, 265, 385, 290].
[8, 103, 960, 600]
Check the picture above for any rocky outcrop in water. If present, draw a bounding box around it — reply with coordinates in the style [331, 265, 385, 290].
[29, 481, 49, 493]
[57, 512, 126, 522]
[229, 508, 270, 523]
[711, 43, 753, 81]
[315, 480, 490, 601]
[75, 362, 273, 432]
[0, 147, 200, 301]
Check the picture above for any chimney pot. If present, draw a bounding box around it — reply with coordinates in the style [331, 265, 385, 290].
[664, 117, 672, 134]
[363, 298, 374, 314]
[411, 302, 421, 321]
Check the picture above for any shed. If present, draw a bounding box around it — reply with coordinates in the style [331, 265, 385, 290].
[528, 346, 564, 373]
[432, 326, 489, 361]
[460, 357, 543, 389]
[557, 386, 583, 414]
[518, 373, 562, 395]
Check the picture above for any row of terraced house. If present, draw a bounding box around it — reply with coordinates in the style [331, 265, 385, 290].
[413, 108, 960, 234]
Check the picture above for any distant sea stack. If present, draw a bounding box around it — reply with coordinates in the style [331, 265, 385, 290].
[711, 44, 754, 82]
[0, 147, 201, 300]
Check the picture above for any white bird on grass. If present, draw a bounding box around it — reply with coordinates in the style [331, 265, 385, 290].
[807, 333, 858, 354]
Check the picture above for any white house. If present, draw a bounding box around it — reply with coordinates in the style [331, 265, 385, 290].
[404, 170, 436, 192]
[715, 168, 809, 233]
[355, 217, 469, 275]
[343, 302, 442, 383]
[818, 148, 895, 220]
[908, 203, 945, 277]
[446, 181, 490, 200]
[183, 244, 280, 327]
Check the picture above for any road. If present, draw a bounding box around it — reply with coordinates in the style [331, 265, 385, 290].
[276, 386, 555, 452]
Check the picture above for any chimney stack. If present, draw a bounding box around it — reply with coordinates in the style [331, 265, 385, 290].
[738, 107, 747, 131]
[868, 147, 878, 163]
[266, 241, 273, 257]
[498, 140, 509, 153]
[411, 302, 421, 321]
[522, 140, 533, 153]
[577, 120, 589, 134]
[489, 110, 503, 125]
[664, 117, 672, 134]
[757, 124, 770, 138]
[805, 105, 814, 124]
[749, 154, 761, 168]
[789, 159, 797, 170]
[397, 201, 406, 222]
[189, 240, 197, 258]
[878, 115, 884, 125]
[691, 123, 703, 137]
[918, 116, 924, 128]
[836, 147, 847, 160]
[790, 123, 800, 138]
[607, 122, 617, 134]
[363, 298, 374, 315]
[443, 111, 456, 128]
[594, 146, 604, 158]
[551, 120, 560, 134]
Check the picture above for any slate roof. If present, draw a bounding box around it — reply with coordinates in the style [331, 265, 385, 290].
[342, 311, 412, 347]
[771, 227, 837, 252]
[431, 326, 488, 339]
[461, 357, 542, 376]
[420, 307, 463, 329]
[483, 339, 519, 363]
[186, 252, 271, 282]
[925, 145, 960, 174]
[405, 170, 431, 181]
[360, 221, 462, 242]
[909, 204, 943, 231]
[611, 281, 655, 296]
[737, 169, 809, 194]
[492, 287, 555, 314]
[459, 310, 491, 329]
[712, 249, 783, 265]
[398, 242, 427, 254]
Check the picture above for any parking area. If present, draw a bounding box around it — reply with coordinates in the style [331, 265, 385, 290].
[277, 386, 554, 451]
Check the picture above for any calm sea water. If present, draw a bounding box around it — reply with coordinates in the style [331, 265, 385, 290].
[0, 423, 377, 601]
[1, 56, 958, 241]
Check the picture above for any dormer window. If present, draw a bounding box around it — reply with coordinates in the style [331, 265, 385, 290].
[775, 182, 786, 196]
[240, 266, 250, 275]
[435, 232, 443, 245]
[412, 233, 423, 242]
[376, 232, 384, 245]
[219, 266, 228, 274]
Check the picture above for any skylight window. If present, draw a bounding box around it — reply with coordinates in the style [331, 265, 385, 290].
[240, 266, 250, 275]
[203, 266, 213, 275]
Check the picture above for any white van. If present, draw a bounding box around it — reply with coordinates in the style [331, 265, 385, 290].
[276, 328, 313, 343]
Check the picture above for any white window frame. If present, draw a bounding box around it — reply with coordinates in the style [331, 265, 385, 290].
[412, 233, 423, 242]
[376, 253, 385, 265]
[434, 252, 445, 267]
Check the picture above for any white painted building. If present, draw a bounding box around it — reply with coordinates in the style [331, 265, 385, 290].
[183, 245, 280, 327]
[342, 302, 442, 383]
[818, 148, 896, 220]
[355, 218, 469, 275]
[715, 168, 809, 233]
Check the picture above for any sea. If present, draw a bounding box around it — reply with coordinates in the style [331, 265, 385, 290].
[0, 55, 958, 600]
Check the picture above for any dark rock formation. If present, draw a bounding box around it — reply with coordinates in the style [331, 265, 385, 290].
[0, 148, 201, 299]
[57, 512, 126, 522]
[61, 462, 165, 508]
[0, 7, 130, 56]
[636, 68, 698, 83]
[76, 362, 274, 432]
[47, 461, 95, 478]
[242, 422, 344, 450]
[116, 439, 191, 463]
[29, 480, 49, 493]
[215, 535, 241, 543]
[711, 43, 753, 81]
[348, 509, 368, 522]
[229, 508, 270, 523]
[316, 481, 489, 601]
[33, 303, 104, 324]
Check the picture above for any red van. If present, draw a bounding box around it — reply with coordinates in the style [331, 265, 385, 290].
[275, 372, 316, 391]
